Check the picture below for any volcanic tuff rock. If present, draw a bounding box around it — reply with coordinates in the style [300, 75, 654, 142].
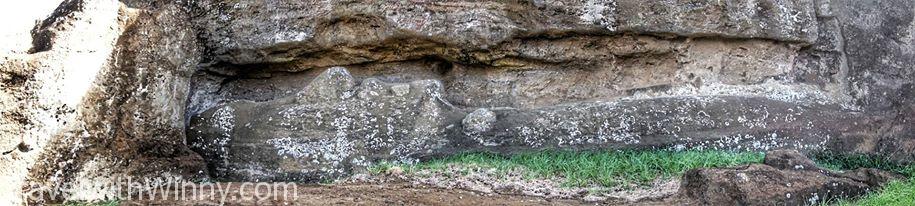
[189, 67, 875, 180]
[181, 0, 914, 181]
[193, 0, 818, 64]
[0, 0, 913, 204]
[1, 0, 205, 204]
[189, 67, 462, 180]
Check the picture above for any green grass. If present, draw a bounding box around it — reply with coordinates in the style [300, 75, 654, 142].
[373, 150, 915, 205]
[810, 152, 915, 206]
[838, 179, 915, 206]
[370, 150, 915, 205]
[810, 152, 915, 177]
[372, 150, 765, 187]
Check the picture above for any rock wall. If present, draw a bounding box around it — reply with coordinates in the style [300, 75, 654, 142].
[1, 0, 205, 204]
[185, 0, 914, 181]
[0, 0, 912, 204]
[1, 0, 132, 204]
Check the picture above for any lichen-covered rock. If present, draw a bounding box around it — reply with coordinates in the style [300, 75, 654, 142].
[680, 150, 903, 205]
[2, 0, 913, 204]
[193, 0, 818, 64]
[462, 108, 497, 136]
[188, 67, 462, 181]
[1, 0, 207, 204]
[188, 67, 885, 181]
[833, 0, 915, 111]
[763, 149, 821, 171]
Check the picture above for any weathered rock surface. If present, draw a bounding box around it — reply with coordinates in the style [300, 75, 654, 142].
[188, 36, 819, 112]
[189, 67, 880, 180]
[1, 0, 137, 204]
[1, 0, 206, 204]
[193, 0, 818, 64]
[189, 67, 462, 180]
[463, 108, 497, 136]
[1, 0, 913, 204]
[763, 149, 820, 171]
[834, 0, 915, 111]
[679, 150, 903, 205]
[182, 0, 914, 182]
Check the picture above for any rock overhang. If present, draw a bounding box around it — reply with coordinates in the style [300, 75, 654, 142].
[194, 0, 819, 65]
[181, 0, 901, 182]
[1, 0, 913, 204]
[16, 0, 912, 188]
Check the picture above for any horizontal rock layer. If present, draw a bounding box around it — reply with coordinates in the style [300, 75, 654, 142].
[183, 0, 914, 181]
[189, 67, 877, 181]
[1, 0, 912, 203]
[194, 0, 818, 64]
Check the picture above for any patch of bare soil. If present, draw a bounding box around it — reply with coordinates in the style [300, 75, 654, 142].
[122, 165, 687, 205]
[120, 181, 587, 206]
[349, 164, 680, 204]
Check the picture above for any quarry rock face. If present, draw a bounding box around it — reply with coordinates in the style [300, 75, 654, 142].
[0, 0, 913, 204]
[185, 0, 913, 181]
[189, 67, 873, 180]
[192, 0, 818, 64]
[188, 67, 462, 180]
[1, 0, 206, 204]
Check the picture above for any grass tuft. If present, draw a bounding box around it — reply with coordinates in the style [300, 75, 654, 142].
[810, 152, 915, 206]
[845, 179, 915, 206]
[372, 149, 764, 187]
[810, 152, 915, 177]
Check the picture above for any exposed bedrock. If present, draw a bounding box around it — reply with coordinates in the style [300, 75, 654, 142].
[187, 36, 816, 113]
[182, 0, 915, 181]
[2, 0, 912, 204]
[189, 67, 872, 181]
[193, 0, 818, 65]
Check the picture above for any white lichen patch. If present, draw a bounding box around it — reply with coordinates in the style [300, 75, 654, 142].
[679, 131, 831, 152]
[625, 80, 844, 107]
[269, 136, 355, 167]
[211, 106, 236, 136]
[580, 0, 618, 31]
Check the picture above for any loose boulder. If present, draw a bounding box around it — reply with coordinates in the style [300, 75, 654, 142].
[679, 150, 903, 205]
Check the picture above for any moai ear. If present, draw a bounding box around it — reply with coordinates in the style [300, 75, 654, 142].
[407, 79, 446, 102]
[297, 67, 356, 104]
[463, 108, 497, 136]
[357, 77, 388, 100]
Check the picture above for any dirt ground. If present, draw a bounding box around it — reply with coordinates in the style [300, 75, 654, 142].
[120, 182, 593, 206]
[119, 166, 687, 205]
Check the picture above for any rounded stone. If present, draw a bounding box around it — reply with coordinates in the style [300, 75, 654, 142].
[462, 108, 497, 135]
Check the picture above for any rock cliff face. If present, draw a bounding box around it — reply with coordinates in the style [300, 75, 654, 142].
[1, 0, 205, 204]
[185, 0, 914, 181]
[0, 0, 913, 204]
